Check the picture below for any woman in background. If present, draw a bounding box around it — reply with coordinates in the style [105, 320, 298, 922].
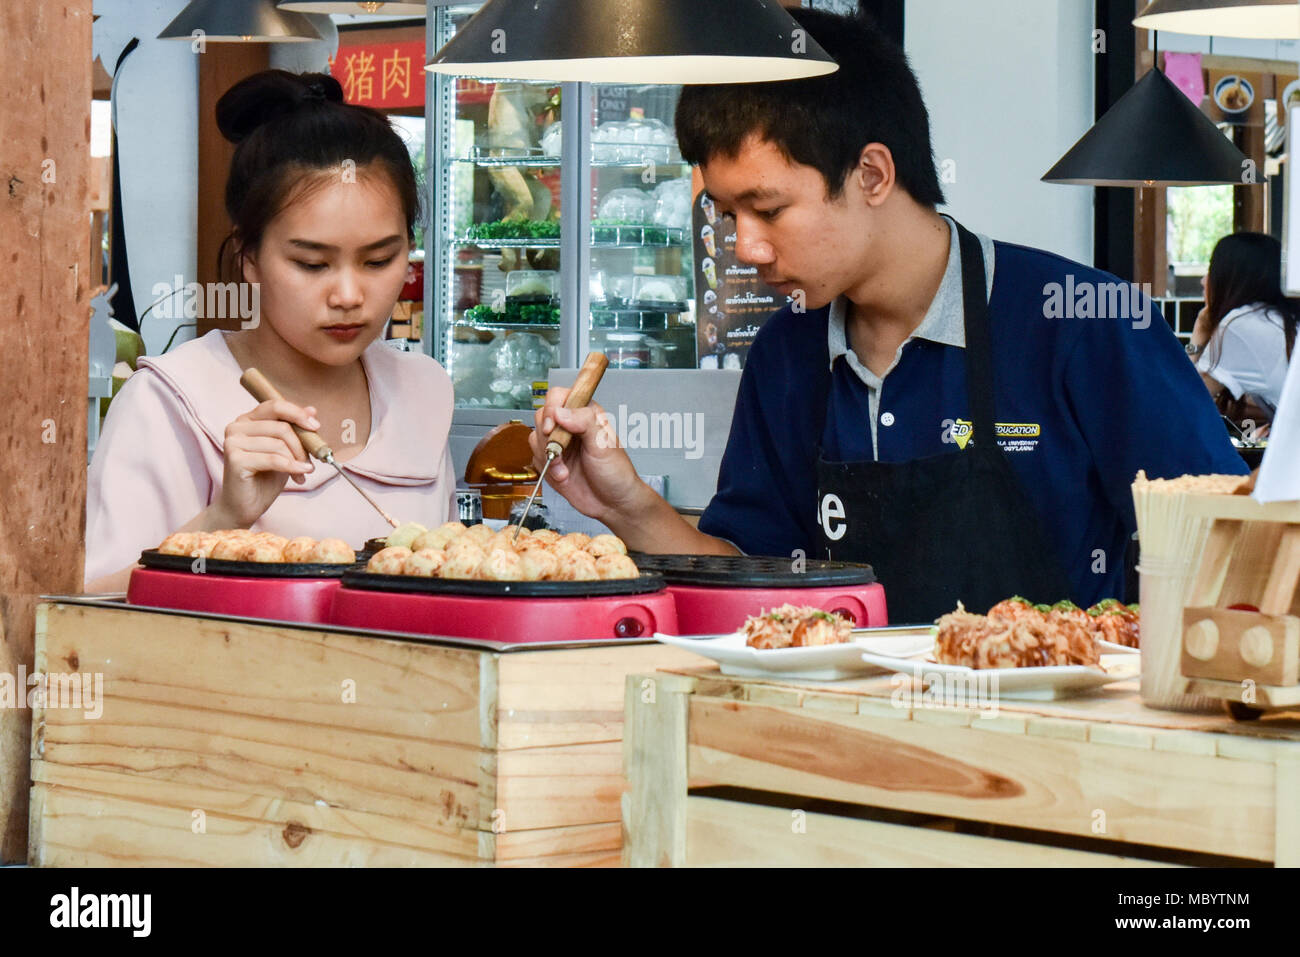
[1188, 231, 1298, 418]
[85, 71, 456, 591]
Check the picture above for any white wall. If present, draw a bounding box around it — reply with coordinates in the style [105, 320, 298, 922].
[906, 0, 1095, 265]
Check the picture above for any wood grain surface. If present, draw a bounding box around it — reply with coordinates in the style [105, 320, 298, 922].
[0, 0, 93, 864]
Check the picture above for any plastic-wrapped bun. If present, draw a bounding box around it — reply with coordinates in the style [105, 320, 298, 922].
[403, 548, 446, 578]
[281, 537, 319, 563]
[239, 540, 285, 563]
[560, 532, 591, 549]
[159, 533, 198, 556]
[555, 550, 599, 581]
[586, 534, 628, 558]
[478, 549, 525, 581]
[596, 554, 639, 580]
[528, 528, 561, 546]
[442, 543, 485, 579]
[311, 539, 355, 564]
[518, 547, 559, 582]
[386, 522, 427, 549]
[367, 546, 412, 574]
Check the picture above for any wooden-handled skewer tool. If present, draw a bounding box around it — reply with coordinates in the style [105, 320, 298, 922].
[240, 367, 400, 529]
[512, 352, 610, 539]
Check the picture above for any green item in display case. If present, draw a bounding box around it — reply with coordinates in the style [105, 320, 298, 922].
[466, 219, 561, 241]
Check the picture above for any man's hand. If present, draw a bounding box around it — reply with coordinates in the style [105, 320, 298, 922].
[530, 387, 650, 525]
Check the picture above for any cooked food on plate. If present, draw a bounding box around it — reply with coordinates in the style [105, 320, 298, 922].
[742, 605, 854, 650]
[156, 530, 357, 565]
[934, 595, 1140, 668]
[363, 524, 639, 582]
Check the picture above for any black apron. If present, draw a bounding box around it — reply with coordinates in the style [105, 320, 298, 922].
[814, 221, 1070, 623]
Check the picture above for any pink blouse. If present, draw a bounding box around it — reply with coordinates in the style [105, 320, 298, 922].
[85, 331, 457, 584]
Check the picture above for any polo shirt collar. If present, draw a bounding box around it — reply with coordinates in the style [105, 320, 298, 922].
[827, 214, 994, 370]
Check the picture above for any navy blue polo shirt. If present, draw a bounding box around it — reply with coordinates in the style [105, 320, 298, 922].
[698, 238, 1247, 607]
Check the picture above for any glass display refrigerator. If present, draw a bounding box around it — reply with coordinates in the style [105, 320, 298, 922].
[424, 5, 698, 421]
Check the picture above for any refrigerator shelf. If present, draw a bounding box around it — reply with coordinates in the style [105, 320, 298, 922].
[455, 226, 688, 250]
[454, 148, 685, 171]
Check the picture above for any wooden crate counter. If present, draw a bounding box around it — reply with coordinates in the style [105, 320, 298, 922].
[28, 599, 707, 867]
[622, 667, 1300, 867]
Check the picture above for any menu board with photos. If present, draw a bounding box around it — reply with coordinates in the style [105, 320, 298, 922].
[692, 190, 785, 369]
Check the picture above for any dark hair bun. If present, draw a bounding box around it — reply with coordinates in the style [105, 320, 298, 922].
[216, 70, 345, 145]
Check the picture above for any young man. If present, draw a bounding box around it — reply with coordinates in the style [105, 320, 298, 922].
[532, 8, 1245, 622]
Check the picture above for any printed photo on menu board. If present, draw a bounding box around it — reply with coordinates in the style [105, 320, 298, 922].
[693, 191, 785, 369]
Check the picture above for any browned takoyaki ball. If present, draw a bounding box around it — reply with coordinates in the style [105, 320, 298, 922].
[403, 548, 446, 577]
[441, 543, 486, 579]
[281, 537, 319, 563]
[478, 549, 525, 581]
[311, 539, 356, 564]
[586, 534, 628, 558]
[367, 546, 412, 575]
[595, 554, 639, 580]
[517, 547, 559, 582]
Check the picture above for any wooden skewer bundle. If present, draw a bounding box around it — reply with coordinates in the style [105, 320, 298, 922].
[1132, 471, 1247, 712]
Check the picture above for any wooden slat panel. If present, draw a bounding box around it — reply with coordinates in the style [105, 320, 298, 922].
[686, 696, 1278, 861]
[685, 796, 1182, 868]
[30, 761, 483, 864]
[0, 0, 93, 864]
[37, 604, 489, 829]
[622, 673, 693, 867]
[495, 644, 709, 749]
[495, 741, 623, 831]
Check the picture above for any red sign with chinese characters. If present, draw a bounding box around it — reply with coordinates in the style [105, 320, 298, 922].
[331, 40, 425, 110]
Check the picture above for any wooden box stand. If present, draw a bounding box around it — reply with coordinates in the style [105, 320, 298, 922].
[29, 601, 705, 867]
[1178, 497, 1300, 718]
[623, 668, 1300, 867]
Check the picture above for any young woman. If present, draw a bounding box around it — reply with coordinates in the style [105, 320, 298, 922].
[85, 71, 455, 591]
[1189, 231, 1298, 416]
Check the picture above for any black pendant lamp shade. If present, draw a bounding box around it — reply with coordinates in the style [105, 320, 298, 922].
[426, 0, 839, 84]
[158, 0, 324, 42]
[278, 1, 428, 14]
[1043, 67, 1251, 186]
[1133, 0, 1300, 39]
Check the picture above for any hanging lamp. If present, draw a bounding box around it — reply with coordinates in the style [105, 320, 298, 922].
[425, 0, 838, 85]
[158, 0, 324, 42]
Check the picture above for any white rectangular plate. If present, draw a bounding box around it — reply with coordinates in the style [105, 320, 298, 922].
[654, 626, 935, 681]
[858, 651, 1140, 701]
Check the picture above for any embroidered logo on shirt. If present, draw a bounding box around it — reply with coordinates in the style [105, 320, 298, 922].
[944, 419, 1041, 453]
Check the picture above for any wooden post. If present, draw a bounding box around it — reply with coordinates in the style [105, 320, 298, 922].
[196, 43, 270, 336]
[0, 0, 93, 863]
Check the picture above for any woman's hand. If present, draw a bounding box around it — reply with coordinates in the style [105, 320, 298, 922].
[1191, 305, 1213, 348]
[530, 388, 652, 525]
[215, 399, 318, 527]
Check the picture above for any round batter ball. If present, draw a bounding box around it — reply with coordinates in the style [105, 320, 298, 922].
[367, 546, 412, 575]
[281, 537, 318, 563]
[560, 532, 591, 550]
[528, 528, 561, 546]
[210, 537, 250, 561]
[518, 547, 558, 582]
[478, 549, 524, 581]
[441, 543, 486, 579]
[158, 532, 198, 556]
[555, 550, 598, 581]
[596, 554, 639, 580]
[403, 548, 446, 577]
[311, 539, 355, 564]
[586, 534, 628, 558]
[386, 522, 427, 549]
[413, 525, 463, 552]
[462, 523, 495, 545]
[239, 540, 285, 563]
